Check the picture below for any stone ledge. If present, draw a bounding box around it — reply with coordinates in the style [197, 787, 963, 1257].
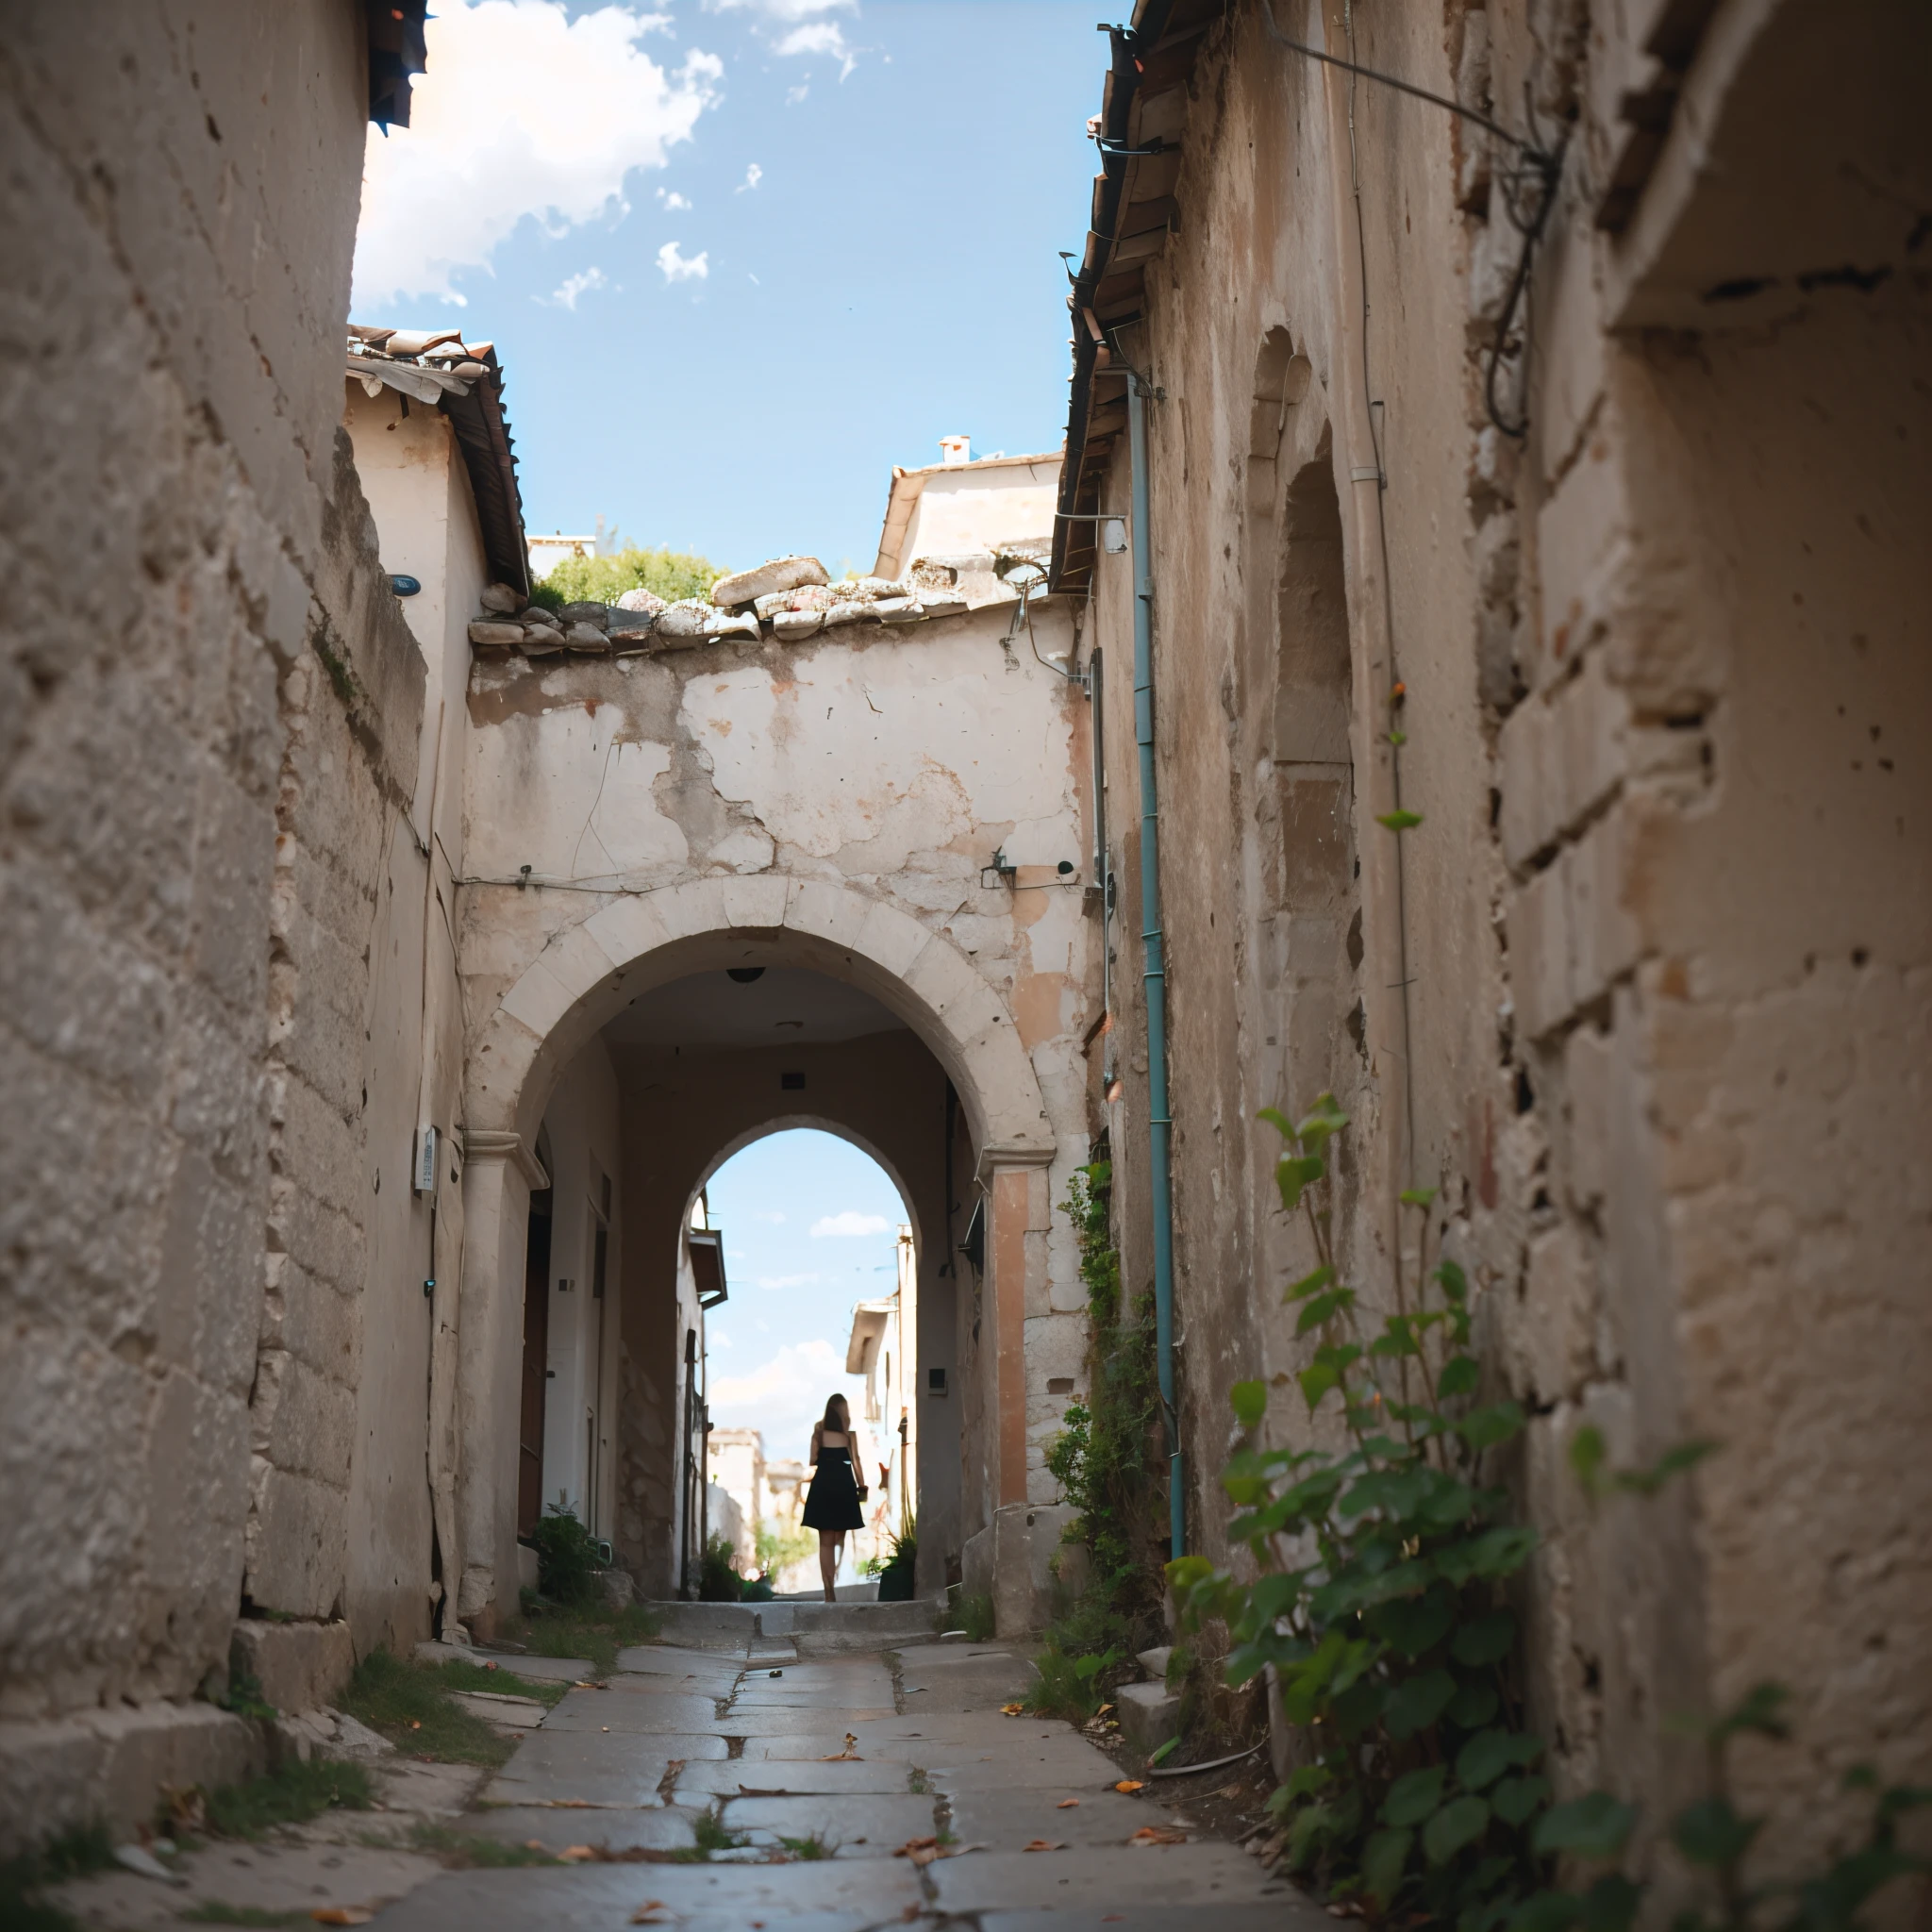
[231, 1617, 354, 1717]
[0, 1702, 262, 1857]
[1115, 1679, 1182, 1757]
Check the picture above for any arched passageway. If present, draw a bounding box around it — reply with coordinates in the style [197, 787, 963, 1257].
[458, 877, 1091, 1630]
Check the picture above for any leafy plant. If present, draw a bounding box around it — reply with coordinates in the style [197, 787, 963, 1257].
[1037, 1161, 1167, 1695]
[525, 1505, 604, 1607]
[957, 1592, 996, 1642]
[216, 1668, 277, 1721]
[1168, 1097, 1550, 1924]
[202, 1758, 375, 1838]
[535, 544, 722, 609]
[699, 1533, 744, 1603]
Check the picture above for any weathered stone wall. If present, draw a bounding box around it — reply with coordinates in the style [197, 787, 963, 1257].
[0, 0, 428, 1849]
[1081, 0, 1928, 1879]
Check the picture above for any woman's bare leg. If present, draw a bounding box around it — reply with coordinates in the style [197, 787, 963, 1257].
[818, 1530, 838, 1603]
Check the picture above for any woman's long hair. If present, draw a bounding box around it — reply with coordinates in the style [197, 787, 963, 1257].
[821, 1392, 851, 1434]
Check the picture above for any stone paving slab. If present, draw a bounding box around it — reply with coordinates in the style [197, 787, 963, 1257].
[724, 1708, 900, 1738]
[674, 1757, 919, 1797]
[946, 1786, 1182, 1848]
[461, 1805, 704, 1855]
[425, 1643, 596, 1683]
[925, 1738, 1126, 1790]
[927, 1840, 1294, 1913]
[976, 1908, 1328, 1932]
[615, 1643, 741, 1675]
[481, 1729, 725, 1806]
[365, 1857, 924, 1930]
[544, 1688, 724, 1732]
[49, 1842, 442, 1931]
[720, 1791, 938, 1848]
[451, 1690, 547, 1728]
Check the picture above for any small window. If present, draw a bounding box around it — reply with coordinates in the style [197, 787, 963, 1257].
[1047, 1376, 1076, 1396]
[927, 1367, 948, 1397]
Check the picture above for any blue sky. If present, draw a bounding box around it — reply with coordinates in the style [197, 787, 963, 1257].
[699, 1128, 908, 1463]
[355, 0, 1103, 574]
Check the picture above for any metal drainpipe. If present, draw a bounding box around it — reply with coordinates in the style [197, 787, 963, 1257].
[1126, 370, 1184, 1564]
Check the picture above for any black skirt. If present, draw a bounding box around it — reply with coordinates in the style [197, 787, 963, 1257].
[802, 1444, 865, 1532]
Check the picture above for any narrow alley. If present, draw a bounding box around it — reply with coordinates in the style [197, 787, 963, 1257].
[45, 1605, 1314, 1930]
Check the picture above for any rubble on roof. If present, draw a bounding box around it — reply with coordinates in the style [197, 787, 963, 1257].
[465, 555, 1001, 661]
[346, 327, 496, 403]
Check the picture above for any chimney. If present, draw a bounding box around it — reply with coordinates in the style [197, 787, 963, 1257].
[939, 434, 971, 466]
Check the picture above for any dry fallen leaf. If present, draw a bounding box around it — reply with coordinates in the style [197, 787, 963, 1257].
[1094, 1703, 1114, 1717]
[1128, 1824, 1189, 1846]
[310, 1912, 374, 1927]
[628, 1904, 673, 1925]
[559, 1846, 595, 1861]
[1057, 1798, 1081, 1809]
[602, 1726, 610, 1733]
[1114, 1780, 1146, 1794]
[482, 1660, 499, 1672]
[892, 1836, 941, 1869]
[1023, 1839, 1068, 1853]
[525, 1840, 546, 1852]
[1000, 1702, 1026, 1716]
[407, 1720, 421, 1730]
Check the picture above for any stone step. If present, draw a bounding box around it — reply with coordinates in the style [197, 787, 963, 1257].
[644, 1597, 941, 1655]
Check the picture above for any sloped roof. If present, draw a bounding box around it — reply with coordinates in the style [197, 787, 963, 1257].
[347, 325, 530, 598]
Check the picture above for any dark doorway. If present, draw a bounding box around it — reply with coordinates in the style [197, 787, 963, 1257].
[518, 1184, 554, 1537]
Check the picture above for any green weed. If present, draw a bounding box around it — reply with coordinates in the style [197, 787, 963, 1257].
[501, 1602, 659, 1677]
[338, 1650, 512, 1768]
[0, 1824, 112, 1932]
[423, 1657, 565, 1708]
[406, 1823, 561, 1868]
[779, 1835, 833, 1860]
[956, 1594, 996, 1643]
[204, 1760, 375, 1839]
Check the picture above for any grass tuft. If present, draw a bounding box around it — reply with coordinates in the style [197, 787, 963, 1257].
[339, 1650, 515, 1767]
[422, 1657, 566, 1708]
[406, 1823, 562, 1868]
[204, 1760, 375, 1840]
[956, 1593, 996, 1643]
[778, 1834, 834, 1860]
[499, 1601, 659, 1678]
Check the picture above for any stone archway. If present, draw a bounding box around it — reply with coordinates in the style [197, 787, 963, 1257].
[458, 875, 1069, 1627]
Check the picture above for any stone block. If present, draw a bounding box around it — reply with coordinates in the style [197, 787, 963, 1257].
[231, 1618, 353, 1715]
[1509, 863, 1570, 1041]
[0, 1702, 262, 1857]
[1565, 1020, 1614, 1208]
[1115, 1679, 1183, 1757]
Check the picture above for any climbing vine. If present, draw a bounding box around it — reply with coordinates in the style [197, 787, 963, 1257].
[1038, 1160, 1168, 1703]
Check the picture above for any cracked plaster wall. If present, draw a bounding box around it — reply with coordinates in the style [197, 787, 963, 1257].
[1080, 0, 1927, 1887]
[459, 607, 1105, 1578]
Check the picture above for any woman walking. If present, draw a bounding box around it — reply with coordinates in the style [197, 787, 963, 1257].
[802, 1394, 869, 1603]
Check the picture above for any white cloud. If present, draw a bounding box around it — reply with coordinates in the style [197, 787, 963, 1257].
[736, 162, 763, 193]
[657, 187, 692, 211]
[657, 241, 709, 282]
[705, 0, 858, 77]
[708, 1340, 859, 1449]
[786, 82, 810, 104]
[810, 1210, 890, 1239]
[354, 0, 722, 308]
[755, 1272, 820, 1291]
[544, 264, 608, 308]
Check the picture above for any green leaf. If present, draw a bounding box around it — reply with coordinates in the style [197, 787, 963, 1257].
[1164, 1555, 1214, 1596]
[1425, 1794, 1492, 1865]
[1385, 1765, 1449, 1828]
[1230, 1380, 1268, 1430]
[1280, 1762, 1332, 1805]
[1372, 1587, 1456, 1659]
[1379, 809, 1424, 832]
[1436, 1258, 1470, 1303]
[1400, 1186, 1440, 1208]
[1508, 1894, 1583, 1932]
[1568, 1425, 1607, 1498]
[1457, 1730, 1541, 1791]
[1613, 1438, 1719, 1497]
[1295, 1288, 1356, 1336]
[1364, 1826, 1414, 1905]
[1275, 1154, 1326, 1212]
[1283, 1263, 1337, 1304]
[1453, 1611, 1519, 1668]
[1707, 1681, 1790, 1744]
[1439, 1355, 1482, 1400]
[1148, 1737, 1180, 1766]
[1535, 1794, 1637, 1861]
[1671, 1797, 1760, 1869]
[1493, 1774, 1552, 1828]
[1299, 1361, 1341, 1411]
[1579, 1876, 1642, 1932]
[1458, 1402, 1528, 1451]
[1436, 1525, 1539, 1584]
[1257, 1106, 1297, 1145]
[1447, 1678, 1502, 1728]
[1385, 1668, 1457, 1740]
